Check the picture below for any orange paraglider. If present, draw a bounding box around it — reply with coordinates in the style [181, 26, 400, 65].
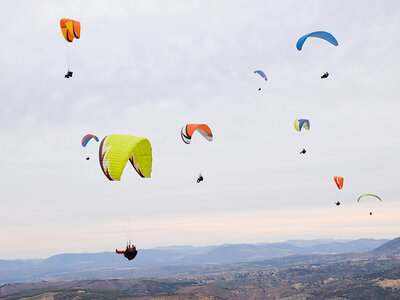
[60, 18, 81, 43]
[181, 124, 213, 144]
[334, 176, 344, 190]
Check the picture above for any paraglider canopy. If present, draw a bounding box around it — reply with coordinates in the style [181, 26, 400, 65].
[294, 119, 310, 132]
[357, 194, 382, 202]
[181, 124, 213, 144]
[81, 134, 99, 147]
[253, 70, 267, 81]
[334, 176, 344, 190]
[99, 134, 152, 181]
[60, 18, 81, 43]
[296, 31, 338, 51]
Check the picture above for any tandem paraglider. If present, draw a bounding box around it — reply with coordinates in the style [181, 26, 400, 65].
[116, 243, 138, 261]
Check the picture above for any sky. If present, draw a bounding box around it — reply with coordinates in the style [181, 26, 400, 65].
[1, 1, 400, 259]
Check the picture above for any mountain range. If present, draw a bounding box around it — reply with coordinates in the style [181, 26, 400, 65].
[0, 238, 391, 284]
[1, 237, 400, 299]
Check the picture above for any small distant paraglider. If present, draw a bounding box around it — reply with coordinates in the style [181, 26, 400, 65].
[321, 72, 329, 79]
[334, 176, 344, 206]
[296, 31, 338, 51]
[81, 134, 99, 160]
[357, 194, 382, 216]
[254, 70, 267, 91]
[181, 124, 213, 183]
[294, 119, 310, 154]
[116, 243, 138, 261]
[60, 18, 80, 78]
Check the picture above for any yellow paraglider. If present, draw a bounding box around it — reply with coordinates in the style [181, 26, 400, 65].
[99, 134, 152, 181]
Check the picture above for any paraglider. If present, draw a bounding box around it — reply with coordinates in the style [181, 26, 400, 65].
[296, 31, 338, 51]
[357, 194, 382, 216]
[99, 134, 152, 181]
[181, 124, 213, 182]
[82, 134, 99, 160]
[116, 243, 138, 261]
[294, 119, 310, 154]
[60, 18, 80, 78]
[254, 70, 267, 91]
[321, 72, 329, 79]
[333, 176, 344, 206]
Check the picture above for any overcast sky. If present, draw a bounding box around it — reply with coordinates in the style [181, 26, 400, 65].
[1, 1, 400, 259]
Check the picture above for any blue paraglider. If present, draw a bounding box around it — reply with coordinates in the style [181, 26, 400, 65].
[296, 31, 338, 51]
[254, 70, 267, 81]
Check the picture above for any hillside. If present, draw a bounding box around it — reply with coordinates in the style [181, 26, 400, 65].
[2, 255, 400, 299]
[373, 237, 400, 255]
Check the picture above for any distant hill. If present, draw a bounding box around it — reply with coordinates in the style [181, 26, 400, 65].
[373, 237, 400, 255]
[0, 238, 391, 284]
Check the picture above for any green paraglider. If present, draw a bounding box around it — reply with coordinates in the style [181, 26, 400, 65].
[357, 194, 382, 202]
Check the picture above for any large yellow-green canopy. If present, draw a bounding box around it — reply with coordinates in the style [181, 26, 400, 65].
[99, 134, 152, 181]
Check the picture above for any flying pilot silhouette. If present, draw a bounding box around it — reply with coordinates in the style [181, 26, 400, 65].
[64, 70, 73, 78]
[321, 72, 329, 79]
[197, 174, 204, 183]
